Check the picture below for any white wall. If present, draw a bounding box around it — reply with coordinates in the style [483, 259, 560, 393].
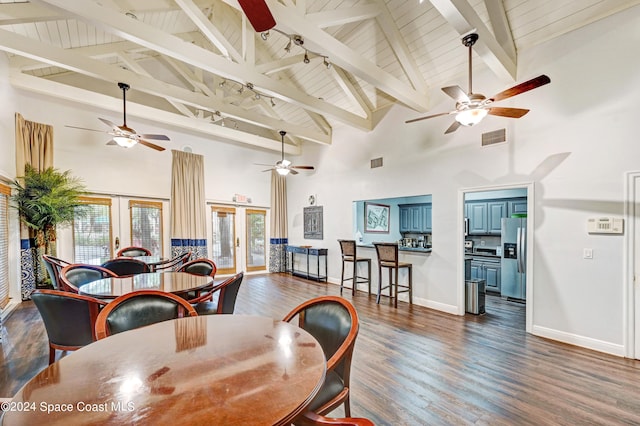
[2, 5, 639, 355]
[285, 5, 640, 355]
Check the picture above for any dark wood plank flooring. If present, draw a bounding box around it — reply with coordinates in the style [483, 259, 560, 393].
[2, 273, 640, 425]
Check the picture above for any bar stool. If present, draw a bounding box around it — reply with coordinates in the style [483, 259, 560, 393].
[373, 242, 413, 308]
[338, 239, 371, 295]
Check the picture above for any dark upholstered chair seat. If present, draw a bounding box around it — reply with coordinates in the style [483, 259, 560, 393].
[95, 290, 197, 339]
[31, 289, 107, 364]
[189, 272, 243, 315]
[116, 246, 152, 257]
[101, 258, 149, 277]
[60, 264, 117, 293]
[283, 296, 359, 418]
[307, 370, 346, 412]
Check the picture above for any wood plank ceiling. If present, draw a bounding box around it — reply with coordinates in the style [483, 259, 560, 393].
[0, 0, 638, 153]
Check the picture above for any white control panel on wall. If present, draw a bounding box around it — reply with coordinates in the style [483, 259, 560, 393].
[587, 217, 624, 234]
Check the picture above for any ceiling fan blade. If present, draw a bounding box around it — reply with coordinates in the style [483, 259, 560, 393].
[405, 111, 454, 124]
[254, 163, 274, 167]
[106, 140, 117, 146]
[65, 125, 107, 133]
[291, 165, 315, 170]
[138, 134, 170, 141]
[487, 107, 530, 118]
[444, 121, 461, 134]
[289, 168, 299, 175]
[442, 86, 469, 103]
[237, 0, 276, 32]
[490, 75, 551, 102]
[138, 139, 166, 151]
[98, 118, 120, 131]
[262, 168, 274, 172]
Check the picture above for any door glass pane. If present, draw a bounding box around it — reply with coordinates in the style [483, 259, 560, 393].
[211, 207, 236, 274]
[246, 209, 266, 271]
[130, 201, 162, 256]
[73, 197, 112, 264]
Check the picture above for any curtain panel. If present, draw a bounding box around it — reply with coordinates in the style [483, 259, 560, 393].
[269, 171, 287, 272]
[15, 113, 54, 300]
[170, 150, 207, 259]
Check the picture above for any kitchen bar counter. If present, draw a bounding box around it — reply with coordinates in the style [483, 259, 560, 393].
[358, 244, 432, 253]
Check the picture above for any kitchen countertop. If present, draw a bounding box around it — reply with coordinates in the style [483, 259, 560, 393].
[357, 244, 432, 253]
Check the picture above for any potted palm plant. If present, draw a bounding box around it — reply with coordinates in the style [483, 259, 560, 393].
[11, 165, 86, 288]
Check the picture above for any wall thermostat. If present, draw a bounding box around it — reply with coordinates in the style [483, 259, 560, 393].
[587, 217, 624, 234]
[308, 195, 316, 205]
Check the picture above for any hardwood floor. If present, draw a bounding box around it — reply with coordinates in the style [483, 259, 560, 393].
[2, 273, 640, 425]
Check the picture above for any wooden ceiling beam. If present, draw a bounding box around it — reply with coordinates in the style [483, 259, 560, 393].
[428, 0, 517, 81]
[306, 5, 381, 28]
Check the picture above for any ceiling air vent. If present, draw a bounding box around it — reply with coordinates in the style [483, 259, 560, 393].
[482, 129, 506, 147]
[370, 157, 383, 168]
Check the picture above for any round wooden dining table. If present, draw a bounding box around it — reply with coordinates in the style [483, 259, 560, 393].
[2, 315, 326, 426]
[78, 272, 213, 299]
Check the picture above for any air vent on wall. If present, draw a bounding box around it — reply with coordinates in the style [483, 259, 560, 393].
[482, 129, 506, 146]
[370, 157, 383, 168]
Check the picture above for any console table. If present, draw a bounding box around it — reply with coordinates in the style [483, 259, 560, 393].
[286, 245, 328, 282]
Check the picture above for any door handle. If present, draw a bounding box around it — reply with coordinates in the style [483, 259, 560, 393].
[236, 237, 240, 247]
[115, 236, 120, 250]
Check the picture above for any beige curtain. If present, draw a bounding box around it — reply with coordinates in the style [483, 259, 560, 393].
[170, 150, 207, 259]
[15, 113, 54, 176]
[15, 113, 54, 299]
[269, 170, 287, 272]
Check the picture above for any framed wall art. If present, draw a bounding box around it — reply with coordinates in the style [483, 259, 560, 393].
[365, 202, 389, 233]
[303, 206, 323, 239]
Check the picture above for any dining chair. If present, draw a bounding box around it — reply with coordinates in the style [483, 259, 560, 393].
[94, 290, 198, 339]
[283, 295, 359, 417]
[31, 289, 107, 364]
[101, 257, 150, 277]
[177, 257, 217, 277]
[60, 264, 118, 293]
[189, 272, 243, 315]
[373, 242, 413, 308]
[42, 255, 71, 290]
[337, 240, 371, 296]
[153, 251, 192, 272]
[296, 411, 374, 426]
[116, 246, 152, 257]
[174, 257, 216, 300]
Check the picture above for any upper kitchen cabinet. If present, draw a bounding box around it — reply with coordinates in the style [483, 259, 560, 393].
[466, 200, 507, 235]
[508, 198, 527, 216]
[399, 203, 432, 233]
[487, 201, 507, 234]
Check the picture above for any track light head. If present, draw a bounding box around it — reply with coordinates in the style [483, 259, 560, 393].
[284, 39, 292, 52]
[323, 57, 331, 69]
[260, 31, 269, 41]
[293, 35, 304, 46]
[304, 52, 310, 64]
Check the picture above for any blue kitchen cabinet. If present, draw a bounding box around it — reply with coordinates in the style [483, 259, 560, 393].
[487, 201, 507, 234]
[400, 203, 432, 233]
[422, 204, 432, 232]
[508, 198, 527, 216]
[466, 202, 488, 234]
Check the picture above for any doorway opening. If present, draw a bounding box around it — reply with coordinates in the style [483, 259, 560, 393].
[461, 183, 534, 333]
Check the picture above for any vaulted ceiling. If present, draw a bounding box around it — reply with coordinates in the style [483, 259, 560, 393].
[0, 0, 638, 154]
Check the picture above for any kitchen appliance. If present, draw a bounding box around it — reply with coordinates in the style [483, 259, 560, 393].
[501, 217, 527, 300]
[464, 240, 473, 253]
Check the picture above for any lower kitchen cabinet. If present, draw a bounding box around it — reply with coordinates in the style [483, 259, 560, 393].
[470, 258, 501, 294]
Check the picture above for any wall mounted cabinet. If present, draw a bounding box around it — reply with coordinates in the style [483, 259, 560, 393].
[466, 198, 526, 235]
[399, 203, 432, 233]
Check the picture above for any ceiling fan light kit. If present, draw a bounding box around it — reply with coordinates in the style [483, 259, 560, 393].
[254, 130, 315, 176]
[113, 136, 136, 148]
[406, 33, 550, 133]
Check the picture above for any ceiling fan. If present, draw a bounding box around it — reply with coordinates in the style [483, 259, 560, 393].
[66, 82, 170, 151]
[256, 131, 315, 176]
[405, 33, 550, 133]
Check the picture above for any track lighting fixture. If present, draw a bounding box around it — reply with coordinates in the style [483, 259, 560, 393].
[219, 80, 226, 87]
[270, 98, 276, 107]
[264, 28, 331, 68]
[217, 78, 275, 107]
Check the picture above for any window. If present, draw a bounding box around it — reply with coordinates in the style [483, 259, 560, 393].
[129, 200, 163, 256]
[246, 209, 266, 272]
[211, 206, 236, 274]
[73, 197, 112, 264]
[0, 183, 10, 309]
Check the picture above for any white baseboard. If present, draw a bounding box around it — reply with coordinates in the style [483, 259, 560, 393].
[532, 325, 625, 357]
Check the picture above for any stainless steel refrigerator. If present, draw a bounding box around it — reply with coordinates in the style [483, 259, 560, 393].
[501, 217, 527, 300]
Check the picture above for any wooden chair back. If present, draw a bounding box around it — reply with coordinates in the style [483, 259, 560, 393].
[283, 295, 359, 417]
[95, 290, 197, 339]
[60, 264, 118, 293]
[42, 255, 71, 290]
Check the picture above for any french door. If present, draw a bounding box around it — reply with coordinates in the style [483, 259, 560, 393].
[61, 195, 169, 264]
[209, 205, 268, 274]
